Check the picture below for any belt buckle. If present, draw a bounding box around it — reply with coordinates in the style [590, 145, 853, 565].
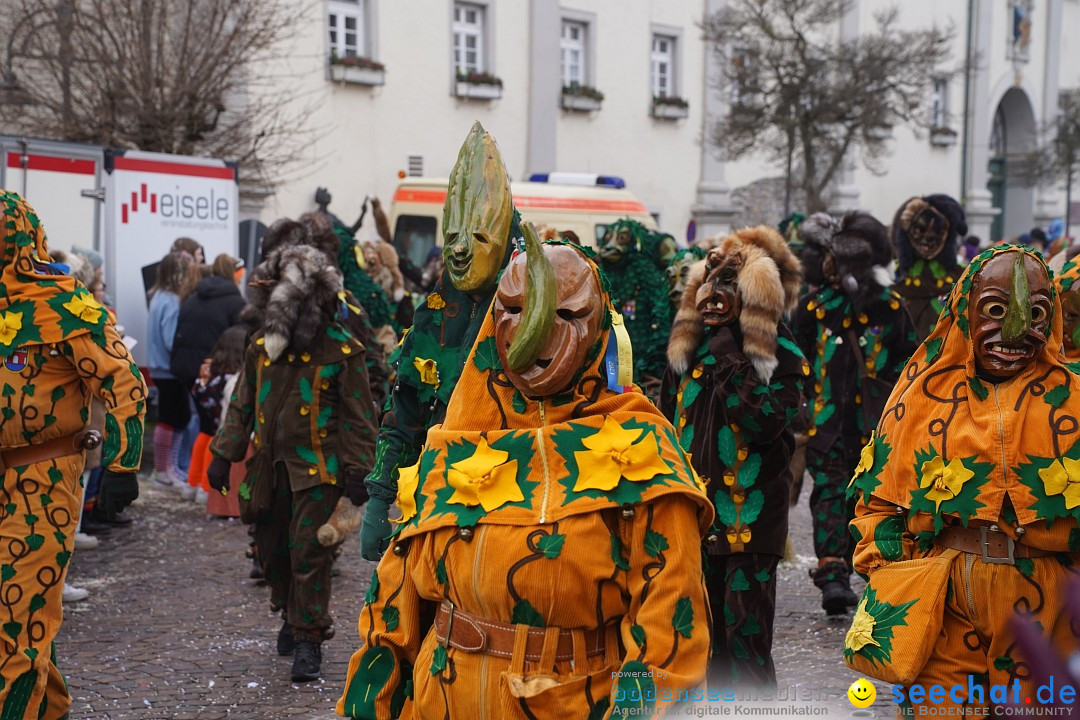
[980, 525, 1015, 565]
[440, 601, 454, 649]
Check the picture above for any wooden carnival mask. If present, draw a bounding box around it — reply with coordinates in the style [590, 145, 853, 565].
[968, 251, 1052, 381]
[442, 122, 514, 294]
[494, 226, 604, 398]
[903, 200, 949, 260]
[1062, 288, 1080, 352]
[667, 252, 701, 304]
[696, 249, 742, 327]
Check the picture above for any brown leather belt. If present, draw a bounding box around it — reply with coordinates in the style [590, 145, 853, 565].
[0, 430, 102, 474]
[936, 525, 1055, 565]
[434, 600, 608, 662]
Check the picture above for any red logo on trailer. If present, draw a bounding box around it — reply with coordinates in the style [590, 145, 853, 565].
[115, 157, 234, 224]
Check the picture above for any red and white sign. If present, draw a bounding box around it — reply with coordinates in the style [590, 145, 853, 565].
[106, 151, 238, 366]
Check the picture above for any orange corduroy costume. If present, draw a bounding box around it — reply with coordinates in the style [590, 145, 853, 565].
[846, 245, 1079, 713]
[0, 190, 146, 719]
[337, 244, 713, 719]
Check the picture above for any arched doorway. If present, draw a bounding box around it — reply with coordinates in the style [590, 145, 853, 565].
[988, 87, 1037, 243]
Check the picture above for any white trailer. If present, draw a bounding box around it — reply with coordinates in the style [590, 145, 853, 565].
[0, 136, 239, 366]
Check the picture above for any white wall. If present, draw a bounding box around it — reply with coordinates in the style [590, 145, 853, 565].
[259, 0, 706, 245]
[257, 0, 1080, 242]
[259, 0, 531, 234]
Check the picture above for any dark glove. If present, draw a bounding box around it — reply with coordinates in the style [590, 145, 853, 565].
[360, 496, 392, 561]
[207, 455, 232, 494]
[345, 474, 369, 507]
[97, 471, 139, 519]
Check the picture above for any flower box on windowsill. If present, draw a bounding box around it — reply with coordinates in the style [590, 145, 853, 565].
[930, 127, 958, 148]
[329, 64, 386, 86]
[652, 103, 689, 120]
[561, 93, 602, 112]
[455, 81, 502, 100]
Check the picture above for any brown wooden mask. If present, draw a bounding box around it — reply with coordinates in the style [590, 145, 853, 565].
[1062, 289, 1080, 352]
[696, 250, 742, 327]
[494, 245, 604, 398]
[968, 251, 1051, 380]
[905, 202, 949, 260]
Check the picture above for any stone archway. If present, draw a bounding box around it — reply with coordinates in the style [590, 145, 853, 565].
[988, 86, 1038, 243]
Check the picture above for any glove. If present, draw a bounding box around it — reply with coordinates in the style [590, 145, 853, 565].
[98, 471, 139, 519]
[207, 455, 232, 494]
[345, 474, 369, 507]
[360, 496, 392, 561]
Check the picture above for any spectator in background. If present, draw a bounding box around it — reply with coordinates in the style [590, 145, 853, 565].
[171, 236, 205, 265]
[147, 251, 195, 493]
[961, 236, 982, 264]
[170, 254, 246, 391]
[1029, 226, 1048, 253]
[187, 326, 247, 514]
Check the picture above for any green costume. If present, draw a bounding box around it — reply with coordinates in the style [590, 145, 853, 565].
[598, 219, 676, 385]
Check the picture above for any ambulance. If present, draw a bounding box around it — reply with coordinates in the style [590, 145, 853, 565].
[388, 173, 657, 270]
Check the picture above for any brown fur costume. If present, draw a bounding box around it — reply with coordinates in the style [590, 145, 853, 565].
[361, 239, 406, 302]
[317, 497, 363, 546]
[257, 244, 343, 362]
[669, 226, 802, 381]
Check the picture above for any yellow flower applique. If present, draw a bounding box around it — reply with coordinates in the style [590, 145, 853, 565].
[447, 437, 522, 512]
[1038, 458, 1080, 510]
[849, 433, 876, 487]
[394, 461, 422, 524]
[845, 598, 881, 653]
[427, 292, 446, 310]
[572, 417, 671, 492]
[0, 311, 23, 346]
[413, 357, 439, 386]
[62, 293, 103, 324]
[919, 455, 974, 512]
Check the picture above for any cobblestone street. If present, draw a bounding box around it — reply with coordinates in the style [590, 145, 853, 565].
[59, 473, 890, 719]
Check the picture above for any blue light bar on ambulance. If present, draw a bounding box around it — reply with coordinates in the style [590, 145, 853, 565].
[528, 172, 626, 189]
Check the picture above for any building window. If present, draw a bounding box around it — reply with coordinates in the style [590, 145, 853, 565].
[651, 34, 675, 98]
[328, 0, 367, 59]
[930, 78, 949, 129]
[561, 21, 587, 87]
[453, 2, 485, 74]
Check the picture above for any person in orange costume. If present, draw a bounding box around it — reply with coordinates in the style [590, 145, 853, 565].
[337, 229, 713, 719]
[0, 190, 147, 719]
[1053, 258, 1080, 366]
[846, 245, 1079, 716]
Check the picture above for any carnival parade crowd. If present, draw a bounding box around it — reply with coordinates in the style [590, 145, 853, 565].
[0, 121, 1077, 719]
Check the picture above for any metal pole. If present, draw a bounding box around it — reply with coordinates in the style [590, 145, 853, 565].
[1067, 163, 1073, 240]
[960, 0, 975, 206]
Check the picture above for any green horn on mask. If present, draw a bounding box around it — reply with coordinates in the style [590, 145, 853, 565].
[506, 222, 556, 372]
[1001, 252, 1032, 343]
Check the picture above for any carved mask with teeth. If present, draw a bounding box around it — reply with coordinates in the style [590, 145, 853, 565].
[494, 244, 604, 398]
[968, 250, 1052, 381]
[696, 251, 742, 327]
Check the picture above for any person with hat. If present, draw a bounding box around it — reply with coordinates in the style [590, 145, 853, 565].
[792, 211, 917, 615]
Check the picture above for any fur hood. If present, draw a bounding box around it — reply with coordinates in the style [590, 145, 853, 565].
[254, 244, 344, 361]
[668, 226, 802, 381]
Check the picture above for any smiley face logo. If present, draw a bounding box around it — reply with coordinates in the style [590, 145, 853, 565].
[847, 678, 876, 708]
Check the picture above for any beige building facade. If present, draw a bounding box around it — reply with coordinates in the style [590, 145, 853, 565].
[259, 0, 1080, 246]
